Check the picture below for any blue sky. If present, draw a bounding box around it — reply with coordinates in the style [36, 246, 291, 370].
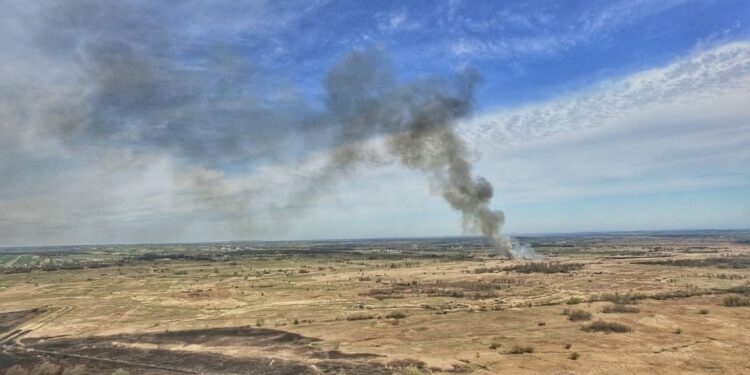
[0, 0, 749, 246]
[168, 0, 750, 106]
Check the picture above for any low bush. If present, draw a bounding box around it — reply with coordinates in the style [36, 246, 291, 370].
[4, 365, 29, 375]
[401, 367, 426, 375]
[592, 292, 638, 305]
[722, 295, 750, 307]
[504, 262, 585, 274]
[566, 309, 592, 321]
[346, 312, 374, 321]
[32, 361, 60, 375]
[726, 285, 750, 296]
[635, 256, 750, 269]
[602, 304, 640, 313]
[62, 364, 88, 375]
[582, 320, 632, 333]
[386, 310, 408, 319]
[508, 345, 534, 354]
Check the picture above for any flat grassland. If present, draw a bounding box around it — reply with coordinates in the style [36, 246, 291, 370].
[1, 231, 749, 374]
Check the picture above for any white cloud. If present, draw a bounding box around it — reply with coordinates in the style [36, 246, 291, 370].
[462, 42, 750, 150]
[460, 42, 750, 203]
[2, 37, 749, 246]
[448, 0, 696, 60]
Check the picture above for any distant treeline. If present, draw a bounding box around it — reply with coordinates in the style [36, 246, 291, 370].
[474, 262, 585, 274]
[634, 256, 750, 269]
[2, 261, 124, 274]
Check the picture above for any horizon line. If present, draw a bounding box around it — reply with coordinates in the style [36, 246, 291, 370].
[2, 227, 748, 251]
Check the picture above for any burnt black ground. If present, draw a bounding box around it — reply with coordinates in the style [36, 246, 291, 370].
[2, 327, 401, 374]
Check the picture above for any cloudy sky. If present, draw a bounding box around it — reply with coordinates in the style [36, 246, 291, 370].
[1, 0, 749, 247]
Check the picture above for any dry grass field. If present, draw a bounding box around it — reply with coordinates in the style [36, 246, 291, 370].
[1, 231, 750, 374]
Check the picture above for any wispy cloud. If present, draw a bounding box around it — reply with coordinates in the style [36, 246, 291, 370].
[462, 42, 750, 149]
[448, 0, 696, 60]
[461, 42, 750, 202]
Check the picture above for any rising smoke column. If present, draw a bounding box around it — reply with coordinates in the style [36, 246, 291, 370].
[12, 0, 520, 253]
[314, 50, 513, 257]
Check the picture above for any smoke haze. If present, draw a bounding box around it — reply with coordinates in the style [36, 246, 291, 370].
[0, 1, 556, 255]
[313, 50, 514, 256]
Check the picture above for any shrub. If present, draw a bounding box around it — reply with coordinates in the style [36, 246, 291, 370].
[698, 309, 709, 314]
[504, 262, 585, 274]
[635, 256, 750, 269]
[722, 296, 750, 307]
[489, 342, 501, 349]
[602, 304, 640, 313]
[509, 345, 534, 354]
[582, 320, 632, 333]
[346, 312, 374, 321]
[386, 310, 407, 319]
[401, 367, 426, 375]
[726, 285, 750, 296]
[569, 352, 580, 360]
[674, 328, 682, 334]
[62, 365, 88, 375]
[566, 297, 583, 305]
[564, 343, 572, 349]
[567, 309, 592, 321]
[387, 359, 426, 371]
[31, 362, 60, 375]
[5, 365, 29, 375]
[593, 292, 638, 305]
[255, 318, 265, 327]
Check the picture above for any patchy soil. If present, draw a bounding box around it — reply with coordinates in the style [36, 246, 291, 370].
[2, 233, 750, 374]
[0, 308, 42, 334]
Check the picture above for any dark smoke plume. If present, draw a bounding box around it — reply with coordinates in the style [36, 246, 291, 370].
[305, 50, 513, 257]
[10, 1, 526, 254]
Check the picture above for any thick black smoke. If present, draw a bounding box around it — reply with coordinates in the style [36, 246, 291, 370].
[301, 50, 511, 256]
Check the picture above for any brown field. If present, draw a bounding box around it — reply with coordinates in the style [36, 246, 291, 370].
[1, 232, 750, 374]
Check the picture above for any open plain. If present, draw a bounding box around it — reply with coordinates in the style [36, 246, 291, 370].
[1, 231, 750, 374]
